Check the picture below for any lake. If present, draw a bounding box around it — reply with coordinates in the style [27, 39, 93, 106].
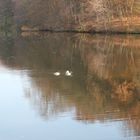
[0, 32, 140, 140]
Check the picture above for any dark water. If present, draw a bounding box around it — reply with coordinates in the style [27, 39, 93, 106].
[0, 33, 140, 140]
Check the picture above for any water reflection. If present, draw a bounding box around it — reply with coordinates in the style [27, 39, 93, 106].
[0, 33, 140, 139]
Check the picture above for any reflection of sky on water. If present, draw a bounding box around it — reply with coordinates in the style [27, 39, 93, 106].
[0, 68, 131, 140]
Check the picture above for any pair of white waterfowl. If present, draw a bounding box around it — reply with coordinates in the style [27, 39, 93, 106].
[54, 70, 72, 77]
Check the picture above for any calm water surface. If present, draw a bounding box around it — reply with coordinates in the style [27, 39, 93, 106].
[0, 33, 140, 140]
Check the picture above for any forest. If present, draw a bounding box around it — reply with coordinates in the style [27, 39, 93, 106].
[1, 0, 140, 33]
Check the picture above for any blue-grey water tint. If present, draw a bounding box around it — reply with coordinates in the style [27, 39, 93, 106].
[0, 33, 140, 140]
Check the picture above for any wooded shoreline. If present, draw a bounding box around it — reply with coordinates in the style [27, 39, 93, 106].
[1, 0, 140, 34]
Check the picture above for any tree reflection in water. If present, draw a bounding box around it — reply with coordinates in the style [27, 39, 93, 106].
[0, 33, 140, 137]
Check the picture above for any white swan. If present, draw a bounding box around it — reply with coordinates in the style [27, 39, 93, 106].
[65, 70, 72, 76]
[53, 72, 61, 76]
